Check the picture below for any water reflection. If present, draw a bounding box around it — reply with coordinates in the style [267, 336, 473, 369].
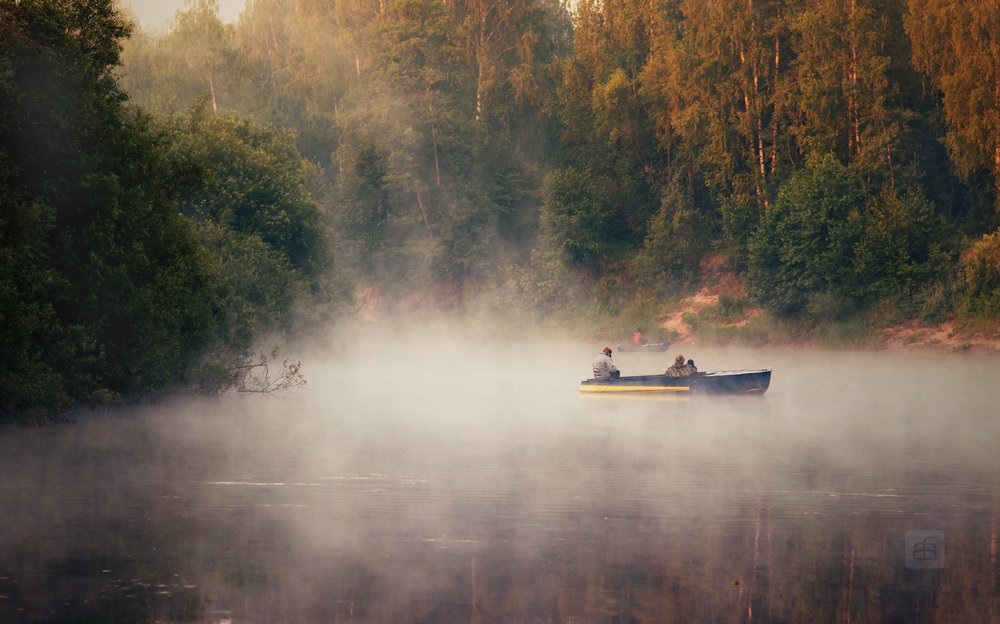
[0, 343, 998, 622]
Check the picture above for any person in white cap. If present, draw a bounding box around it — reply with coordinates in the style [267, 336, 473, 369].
[593, 346, 620, 381]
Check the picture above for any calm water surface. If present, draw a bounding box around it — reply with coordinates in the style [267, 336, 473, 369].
[1, 342, 998, 623]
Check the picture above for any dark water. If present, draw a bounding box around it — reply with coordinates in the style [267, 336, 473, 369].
[1, 341, 999, 623]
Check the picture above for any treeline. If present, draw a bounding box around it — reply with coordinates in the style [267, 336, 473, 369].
[552, 0, 999, 320]
[0, 0, 340, 419]
[119, 0, 999, 325]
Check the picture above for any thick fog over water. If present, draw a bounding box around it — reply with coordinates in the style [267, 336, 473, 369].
[1, 324, 999, 622]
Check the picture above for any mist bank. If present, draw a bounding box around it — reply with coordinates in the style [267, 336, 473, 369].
[2, 336, 999, 621]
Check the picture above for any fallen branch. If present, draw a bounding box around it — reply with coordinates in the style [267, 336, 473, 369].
[236, 358, 307, 393]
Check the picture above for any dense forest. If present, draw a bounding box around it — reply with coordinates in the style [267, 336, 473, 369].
[2, 0, 998, 418]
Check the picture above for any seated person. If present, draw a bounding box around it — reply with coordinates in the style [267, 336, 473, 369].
[631, 328, 647, 346]
[665, 354, 697, 378]
[593, 347, 621, 381]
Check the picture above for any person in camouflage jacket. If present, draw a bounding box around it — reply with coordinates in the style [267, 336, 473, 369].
[665, 355, 697, 378]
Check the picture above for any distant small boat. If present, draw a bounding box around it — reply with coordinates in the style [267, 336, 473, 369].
[615, 342, 671, 352]
[580, 369, 772, 395]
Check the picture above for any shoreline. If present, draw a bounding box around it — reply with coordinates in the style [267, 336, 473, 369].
[656, 291, 1000, 355]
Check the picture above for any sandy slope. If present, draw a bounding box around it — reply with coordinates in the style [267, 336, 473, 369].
[659, 289, 1000, 354]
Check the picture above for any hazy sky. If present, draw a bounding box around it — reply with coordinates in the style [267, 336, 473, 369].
[118, 0, 247, 31]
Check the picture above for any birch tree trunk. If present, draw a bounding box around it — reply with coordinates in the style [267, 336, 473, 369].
[429, 98, 441, 186]
[740, 0, 769, 208]
[771, 34, 781, 177]
[846, 0, 860, 158]
[414, 184, 434, 240]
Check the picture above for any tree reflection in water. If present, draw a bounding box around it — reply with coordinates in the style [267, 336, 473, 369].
[0, 345, 997, 623]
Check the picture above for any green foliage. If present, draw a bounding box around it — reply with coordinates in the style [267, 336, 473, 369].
[0, 0, 220, 418]
[0, 190, 72, 416]
[315, 0, 566, 291]
[959, 229, 1000, 317]
[555, 0, 659, 245]
[748, 155, 950, 320]
[0, 2, 339, 419]
[163, 107, 329, 280]
[483, 248, 590, 324]
[850, 188, 951, 303]
[109, 0, 1000, 335]
[719, 194, 763, 266]
[539, 167, 613, 268]
[159, 109, 338, 383]
[747, 155, 868, 317]
[789, 0, 910, 183]
[717, 293, 746, 320]
[634, 180, 713, 293]
[334, 142, 393, 266]
[906, 0, 1000, 204]
[196, 221, 305, 347]
[120, 0, 240, 114]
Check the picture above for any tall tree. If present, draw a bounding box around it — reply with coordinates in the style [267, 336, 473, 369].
[553, 0, 658, 252]
[0, 0, 217, 415]
[332, 0, 477, 286]
[457, 0, 570, 162]
[164, 106, 328, 279]
[906, 0, 1000, 213]
[121, 0, 239, 113]
[234, 0, 379, 163]
[638, 0, 795, 260]
[790, 0, 913, 190]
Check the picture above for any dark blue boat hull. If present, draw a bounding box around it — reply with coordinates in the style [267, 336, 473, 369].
[580, 369, 771, 395]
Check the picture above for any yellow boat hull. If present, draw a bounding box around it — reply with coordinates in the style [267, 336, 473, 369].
[579, 384, 690, 393]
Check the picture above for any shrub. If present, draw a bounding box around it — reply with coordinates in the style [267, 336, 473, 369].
[747, 154, 866, 318]
[635, 182, 713, 294]
[748, 155, 949, 321]
[959, 229, 1000, 317]
[540, 167, 613, 268]
[850, 188, 950, 304]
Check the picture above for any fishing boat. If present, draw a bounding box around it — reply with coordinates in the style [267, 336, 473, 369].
[579, 369, 772, 395]
[615, 342, 671, 353]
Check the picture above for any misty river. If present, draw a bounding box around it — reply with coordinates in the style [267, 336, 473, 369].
[1, 331, 999, 623]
